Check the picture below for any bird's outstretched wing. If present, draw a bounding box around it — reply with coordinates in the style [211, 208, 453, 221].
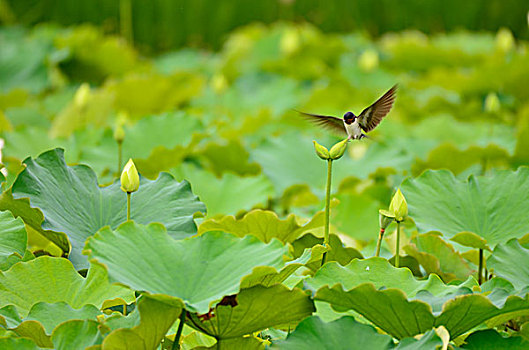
[357, 85, 397, 132]
[295, 110, 346, 136]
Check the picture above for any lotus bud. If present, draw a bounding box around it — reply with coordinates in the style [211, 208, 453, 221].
[495, 27, 515, 52]
[358, 49, 379, 72]
[484, 92, 500, 113]
[74, 83, 90, 108]
[120, 159, 140, 193]
[389, 188, 408, 222]
[212, 73, 228, 94]
[329, 138, 349, 160]
[114, 124, 125, 143]
[313, 140, 330, 160]
[378, 210, 394, 230]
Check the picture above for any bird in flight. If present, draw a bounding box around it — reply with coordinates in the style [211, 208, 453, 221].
[297, 85, 397, 140]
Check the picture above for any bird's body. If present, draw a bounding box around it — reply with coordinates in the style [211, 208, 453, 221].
[297, 85, 397, 140]
[344, 118, 364, 140]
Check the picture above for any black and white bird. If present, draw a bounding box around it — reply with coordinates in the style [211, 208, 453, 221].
[298, 85, 397, 140]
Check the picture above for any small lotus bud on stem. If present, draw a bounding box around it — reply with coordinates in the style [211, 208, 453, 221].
[329, 138, 349, 160]
[120, 159, 139, 221]
[313, 140, 330, 160]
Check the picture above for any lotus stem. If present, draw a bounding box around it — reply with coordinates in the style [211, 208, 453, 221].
[395, 221, 401, 268]
[120, 0, 133, 44]
[478, 248, 483, 284]
[127, 192, 131, 221]
[172, 310, 186, 350]
[375, 228, 385, 257]
[321, 159, 333, 266]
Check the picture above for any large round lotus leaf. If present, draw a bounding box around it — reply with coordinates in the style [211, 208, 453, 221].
[11, 148, 206, 268]
[51, 319, 102, 350]
[186, 284, 314, 338]
[271, 316, 393, 350]
[102, 295, 182, 349]
[315, 283, 436, 339]
[462, 329, 529, 349]
[173, 163, 273, 217]
[395, 329, 443, 349]
[0, 338, 39, 350]
[401, 168, 529, 247]
[24, 302, 100, 334]
[0, 256, 134, 317]
[488, 239, 529, 290]
[0, 210, 27, 270]
[306, 258, 475, 298]
[199, 209, 323, 243]
[404, 233, 472, 282]
[84, 222, 288, 313]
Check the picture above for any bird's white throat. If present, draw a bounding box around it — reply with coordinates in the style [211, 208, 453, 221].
[344, 120, 362, 139]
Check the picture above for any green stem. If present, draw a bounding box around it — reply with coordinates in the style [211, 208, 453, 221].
[321, 159, 333, 266]
[172, 310, 186, 350]
[127, 192, 131, 221]
[395, 221, 401, 268]
[120, 0, 133, 44]
[478, 248, 483, 284]
[375, 228, 385, 257]
[117, 141, 123, 175]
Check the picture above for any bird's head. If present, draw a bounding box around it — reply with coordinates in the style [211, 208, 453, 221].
[343, 112, 356, 124]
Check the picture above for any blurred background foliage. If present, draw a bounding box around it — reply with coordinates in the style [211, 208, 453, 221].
[1, 0, 529, 257]
[1, 0, 529, 52]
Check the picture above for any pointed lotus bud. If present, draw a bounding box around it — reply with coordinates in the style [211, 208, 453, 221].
[74, 83, 90, 108]
[496, 27, 515, 52]
[389, 188, 408, 222]
[329, 138, 349, 160]
[212, 73, 228, 94]
[313, 140, 330, 160]
[358, 49, 379, 72]
[484, 92, 500, 113]
[114, 124, 125, 143]
[379, 210, 394, 229]
[120, 159, 140, 193]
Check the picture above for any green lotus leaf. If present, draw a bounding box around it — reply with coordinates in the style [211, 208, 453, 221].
[315, 284, 435, 340]
[332, 193, 381, 241]
[0, 27, 52, 93]
[306, 258, 474, 297]
[412, 143, 510, 176]
[436, 291, 529, 339]
[25, 302, 101, 334]
[296, 234, 362, 273]
[101, 295, 183, 349]
[198, 336, 265, 350]
[461, 329, 529, 349]
[84, 222, 288, 313]
[51, 319, 102, 350]
[0, 337, 39, 350]
[11, 148, 205, 268]
[199, 210, 322, 243]
[12, 320, 53, 347]
[0, 305, 21, 328]
[513, 112, 529, 167]
[240, 248, 315, 289]
[395, 329, 444, 349]
[197, 139, 261, 177]
[173, 163, 273, 217]
[271, 316, 393, 349]
[404, 233, 473, 282]
[450, 232, 490, 250]
[186, 284, 314, 339]
[487, 239, 529, 290]
[251, 133, 413, 194]
[0, 256, 134, 317]
[401, 168, 529, 248]
[122, 111, 204, 160]
[0, 210, 27, 270]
